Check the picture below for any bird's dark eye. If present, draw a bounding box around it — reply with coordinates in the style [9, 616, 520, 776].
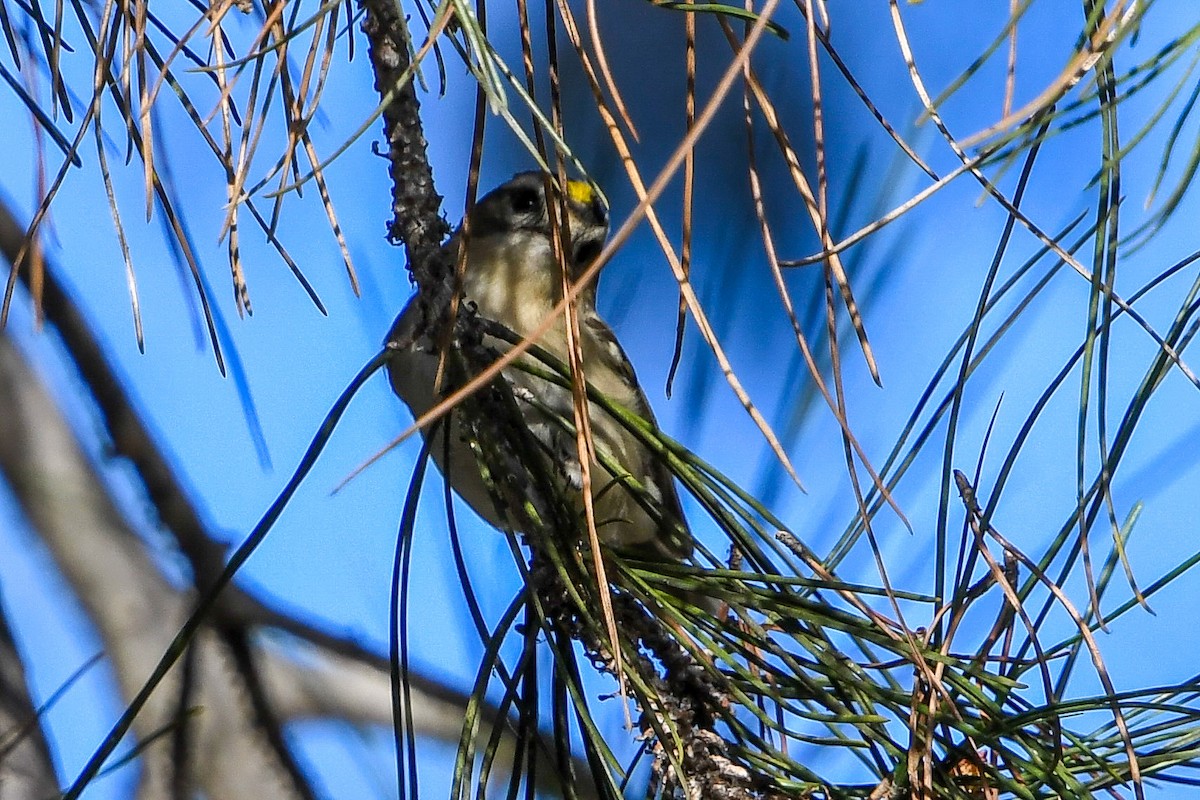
[509, 187, 540, 214]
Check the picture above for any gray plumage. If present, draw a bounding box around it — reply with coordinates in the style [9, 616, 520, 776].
[386, 172, 691, 563]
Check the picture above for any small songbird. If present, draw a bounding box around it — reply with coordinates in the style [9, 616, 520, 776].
[385, 171, 692, 564]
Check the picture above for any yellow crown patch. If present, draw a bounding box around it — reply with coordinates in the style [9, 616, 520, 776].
[566, 180, 595, 206]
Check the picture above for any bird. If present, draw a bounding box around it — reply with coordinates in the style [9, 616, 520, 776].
[385, 171, 692, 567]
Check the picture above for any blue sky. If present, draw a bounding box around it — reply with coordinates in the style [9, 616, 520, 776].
[3, 1, 1200, 796]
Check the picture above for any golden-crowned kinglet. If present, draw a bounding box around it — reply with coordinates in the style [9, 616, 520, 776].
[386, 172, 691, 565]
